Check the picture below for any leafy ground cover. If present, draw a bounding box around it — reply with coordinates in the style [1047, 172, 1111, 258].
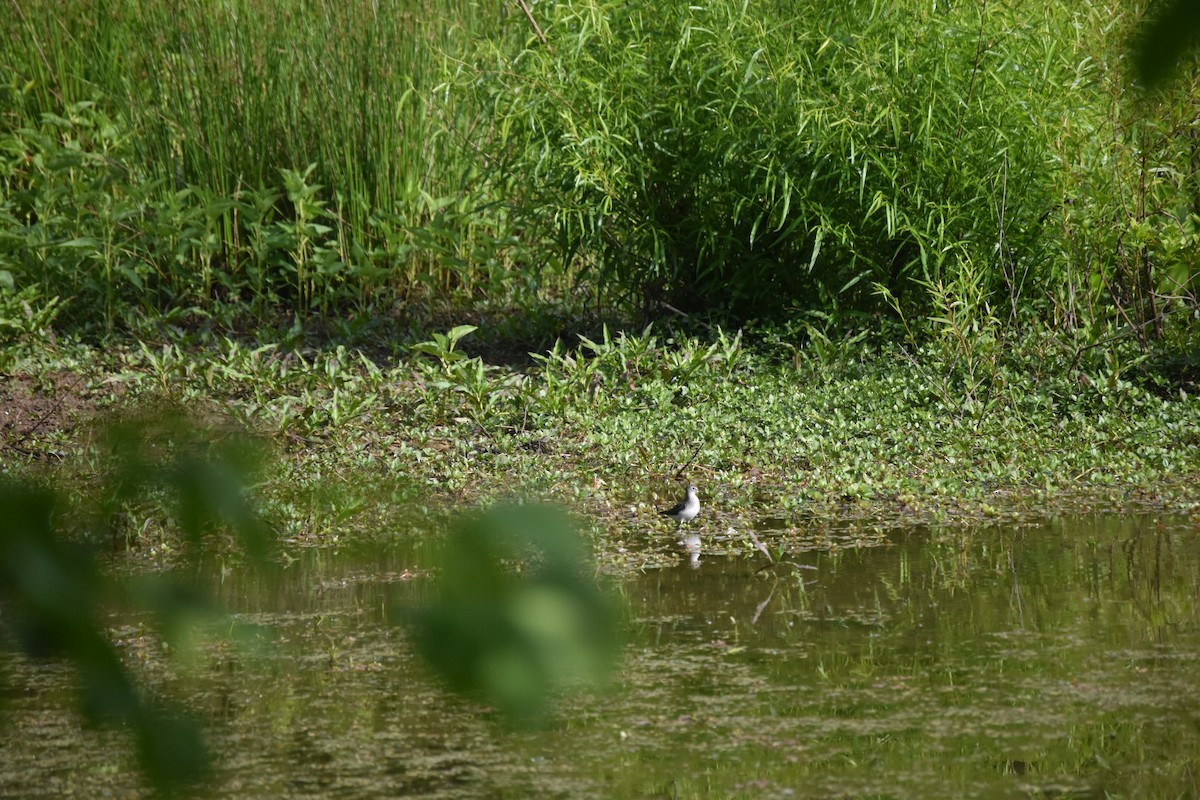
[3, 317, 1197, 572]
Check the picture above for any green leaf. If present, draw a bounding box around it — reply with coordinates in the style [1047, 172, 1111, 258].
[446, 324, 478, 345]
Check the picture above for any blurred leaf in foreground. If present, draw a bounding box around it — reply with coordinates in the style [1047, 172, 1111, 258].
[0, 479, 211, 791]
[0, 410, 275, 794]
[99, 408, 275, 560]
[408, 503, 621, 726]
[1132, 0, 1200, 88]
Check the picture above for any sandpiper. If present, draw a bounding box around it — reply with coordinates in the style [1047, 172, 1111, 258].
[660, 484, 700, 528]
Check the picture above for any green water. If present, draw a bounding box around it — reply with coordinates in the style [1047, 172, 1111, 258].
[3, 514, 1199, 798]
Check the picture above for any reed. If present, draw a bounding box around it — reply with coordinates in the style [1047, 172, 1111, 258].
[2, 0, 517, 329]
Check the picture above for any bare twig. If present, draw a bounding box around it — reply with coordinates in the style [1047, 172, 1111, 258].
[746, 529, 774, 563]
[515, 0, 552, 53]
[672, 442, 702, 481]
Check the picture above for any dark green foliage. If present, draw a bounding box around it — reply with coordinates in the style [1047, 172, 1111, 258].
[477, 0, 1200, 324]
[1132, 0, 1200, 87]
[483, 0, 1044, 315]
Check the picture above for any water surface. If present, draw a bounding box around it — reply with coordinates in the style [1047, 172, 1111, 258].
[2, 514, 1198, 798]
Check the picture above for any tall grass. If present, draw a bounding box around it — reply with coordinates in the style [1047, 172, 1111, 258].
[1050, 2, 1200, 340]
[0, 0, 1197, 340]
[1, 0, 524, 332]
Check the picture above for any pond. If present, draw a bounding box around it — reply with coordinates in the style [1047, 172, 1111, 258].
[3, 513, 1199, 798]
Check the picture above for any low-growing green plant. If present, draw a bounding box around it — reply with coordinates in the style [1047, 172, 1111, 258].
[6, 319, 1200, 563]
[0, 282, 61, 351]
[409, 324, 480, 376]
[663, 328, 743, 386]
[409, 325, 525, 419]
[874, 253, 1008, 420]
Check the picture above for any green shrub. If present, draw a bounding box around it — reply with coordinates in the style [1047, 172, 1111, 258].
[476, 0, 1200, 328]
[478, 0, 1071, 317]
[1, 0, 1197, 337]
